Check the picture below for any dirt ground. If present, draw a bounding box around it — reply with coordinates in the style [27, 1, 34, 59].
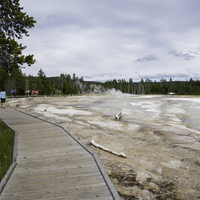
[7, 95, 200, 200]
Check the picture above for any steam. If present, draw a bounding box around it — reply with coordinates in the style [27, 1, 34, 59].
[105, 88, 124, 96]
[75, 80, 124, 95]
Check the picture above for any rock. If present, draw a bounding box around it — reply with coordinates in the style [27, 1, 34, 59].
[147, 182, 160, 193]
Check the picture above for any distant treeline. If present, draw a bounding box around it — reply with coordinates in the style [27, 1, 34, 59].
[5, 68, 200, 95]
[104, 78, 200, 95]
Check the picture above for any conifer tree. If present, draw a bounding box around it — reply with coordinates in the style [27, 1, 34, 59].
[0, 0, 36, 87]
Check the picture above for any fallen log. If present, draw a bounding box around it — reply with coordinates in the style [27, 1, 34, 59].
[90, 140, 127, 158]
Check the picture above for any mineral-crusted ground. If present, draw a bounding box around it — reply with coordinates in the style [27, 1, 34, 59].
[7, 94, 200, 199]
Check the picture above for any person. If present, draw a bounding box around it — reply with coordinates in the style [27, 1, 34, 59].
[13, 89, 16, 96]
[11, 89, 14, 96]
[0, 88, 6, 109]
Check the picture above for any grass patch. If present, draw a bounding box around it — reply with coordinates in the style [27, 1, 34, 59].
[0, 120, 14, 182]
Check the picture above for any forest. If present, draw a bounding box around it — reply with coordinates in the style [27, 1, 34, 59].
[4, 68, 200, 96]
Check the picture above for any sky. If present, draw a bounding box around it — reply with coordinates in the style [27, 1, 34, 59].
[19, 0, 200, 82]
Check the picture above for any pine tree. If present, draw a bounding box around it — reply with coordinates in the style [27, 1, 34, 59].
[0, 0, 36, 87]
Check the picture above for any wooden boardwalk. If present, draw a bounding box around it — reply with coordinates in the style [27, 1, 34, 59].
[0, 107, 120, 200]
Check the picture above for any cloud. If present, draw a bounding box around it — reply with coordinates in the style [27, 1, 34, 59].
[182, 53, 195, 60]
[168, 49, 195, 60]
[168, 49, 182, 58]
[189, 51, 197, 55]
[138, 71, 192, 82]
[135, 55, 158, 62]
[84, 73, 123, 82]
[19, 0, 200, 82]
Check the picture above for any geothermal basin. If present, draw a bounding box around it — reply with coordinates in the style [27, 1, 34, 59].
[8, 94, 200, 199]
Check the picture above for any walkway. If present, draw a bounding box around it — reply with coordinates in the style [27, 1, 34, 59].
[0, 107, 120, 200]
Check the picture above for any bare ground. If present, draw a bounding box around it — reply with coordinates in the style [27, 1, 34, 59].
[7, 95, 200, 200]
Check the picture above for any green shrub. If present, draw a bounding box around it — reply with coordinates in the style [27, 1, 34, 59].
[0, 120, 14, 182]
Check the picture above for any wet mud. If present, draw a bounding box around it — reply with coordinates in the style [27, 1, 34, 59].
[8, 94, 200, 199]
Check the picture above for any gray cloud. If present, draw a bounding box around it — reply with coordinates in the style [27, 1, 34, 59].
[135, 55, 158, 62]
[83, 73, 123, 82]
[189, 51, 197, 55]
[168, 49, 195, 61]
[183, 53, 195, 61]
[139, 72, 192, 82]
[168, 49, 182, 58]
[19, 0, 200, 82]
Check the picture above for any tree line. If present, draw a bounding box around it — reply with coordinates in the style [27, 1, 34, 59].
[5, 68, 103, 96]
[104, 77, 200, 95]
[4, 68, 200, 96]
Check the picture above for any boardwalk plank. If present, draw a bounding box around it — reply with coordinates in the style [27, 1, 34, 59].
[3, 175, 106, 192]
[1, 184, 111, 200]
[17, 151, 92, 161]
[9, 171, 102, 183]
